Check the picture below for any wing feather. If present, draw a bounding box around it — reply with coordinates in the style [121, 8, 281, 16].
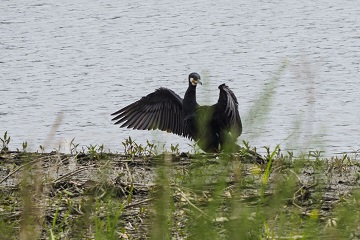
[111, 88, 185, 136]
[151, 108, 161, 129]
[139, 111, 154, 130]
[215, 84, 242, 137]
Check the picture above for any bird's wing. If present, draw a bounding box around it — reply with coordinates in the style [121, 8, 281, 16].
[215, 84, 242, 137]
[111, 88, 185, 136]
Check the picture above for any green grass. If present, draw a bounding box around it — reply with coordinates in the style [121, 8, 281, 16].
[151, 148, 360, 239]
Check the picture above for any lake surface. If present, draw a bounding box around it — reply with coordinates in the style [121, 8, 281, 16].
[1, 0, 359, 156]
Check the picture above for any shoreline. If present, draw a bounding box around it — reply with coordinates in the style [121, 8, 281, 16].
[1, 149, 359, 239]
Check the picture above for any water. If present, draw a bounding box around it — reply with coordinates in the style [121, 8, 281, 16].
[1, 0, 359, 155]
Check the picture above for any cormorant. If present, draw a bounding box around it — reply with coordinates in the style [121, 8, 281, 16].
[111, 72, 242, 152]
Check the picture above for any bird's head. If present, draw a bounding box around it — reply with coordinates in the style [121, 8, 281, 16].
[188, 72, 202, 86]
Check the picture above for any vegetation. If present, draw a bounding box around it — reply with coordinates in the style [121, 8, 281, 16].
[0, 131, 359, 239]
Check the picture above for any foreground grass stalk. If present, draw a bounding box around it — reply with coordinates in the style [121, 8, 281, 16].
[150, 154, 173, 239]
[19, 154, 44, 240]
[261, 145, 280, 199]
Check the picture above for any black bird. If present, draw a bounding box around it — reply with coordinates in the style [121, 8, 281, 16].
[111, 72, 242, 152]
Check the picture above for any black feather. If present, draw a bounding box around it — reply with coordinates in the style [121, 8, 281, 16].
[111, 73, 242, 152]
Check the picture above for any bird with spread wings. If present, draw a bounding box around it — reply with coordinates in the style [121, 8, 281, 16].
[111, 72, 242, 152]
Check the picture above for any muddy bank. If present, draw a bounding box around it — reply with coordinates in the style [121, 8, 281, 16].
[0, 151, 359, 239]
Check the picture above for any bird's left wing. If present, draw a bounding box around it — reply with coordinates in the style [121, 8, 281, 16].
[111, 88, 185, 136]
[214, 84, 242, 137]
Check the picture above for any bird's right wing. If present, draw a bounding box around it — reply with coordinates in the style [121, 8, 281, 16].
[215, 84, 242, 137]
[111, 88, 185, 136]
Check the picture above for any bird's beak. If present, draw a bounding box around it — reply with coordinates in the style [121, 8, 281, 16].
[197, 79, 203, 85]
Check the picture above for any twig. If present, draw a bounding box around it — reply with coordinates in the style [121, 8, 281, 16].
[289, 169, 302, 182]
[0, 158, 39, 184]
[52, 166, 93, 184]
[124, 198, 154, 209]
[175, 187, 211, 220]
